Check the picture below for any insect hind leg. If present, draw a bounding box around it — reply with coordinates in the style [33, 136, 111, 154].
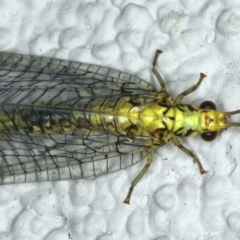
[152, 50, 166, 90]
[123, 152, 153, 204]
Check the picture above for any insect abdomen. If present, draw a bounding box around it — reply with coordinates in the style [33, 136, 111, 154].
[0, 107, 75, 135]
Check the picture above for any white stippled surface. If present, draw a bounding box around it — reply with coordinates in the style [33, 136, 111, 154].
[1, 1, 240, 239]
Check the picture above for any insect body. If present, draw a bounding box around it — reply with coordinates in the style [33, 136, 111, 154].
[0, 50, 239, 204]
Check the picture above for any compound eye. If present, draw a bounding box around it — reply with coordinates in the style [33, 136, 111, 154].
[201, 131, 217, 141]
[200, 101, 217, 110]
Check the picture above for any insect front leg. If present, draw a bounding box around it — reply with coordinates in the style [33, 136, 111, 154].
[174, 73, 206, 105]
[123, 152, 153, 204]
[171, 136, 207, 174]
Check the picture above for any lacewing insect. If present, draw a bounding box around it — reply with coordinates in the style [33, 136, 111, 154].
[0, 50, 239, 204]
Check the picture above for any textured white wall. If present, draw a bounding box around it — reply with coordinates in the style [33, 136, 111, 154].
[0, 0, 240, 239]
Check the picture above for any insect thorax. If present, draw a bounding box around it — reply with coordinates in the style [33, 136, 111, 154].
[74, 95, 202, 146]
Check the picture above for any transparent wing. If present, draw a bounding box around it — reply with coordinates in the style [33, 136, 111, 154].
[0, 52, 157, 184]
[0, 51, 156, 97]
[0, 131, 151, 184]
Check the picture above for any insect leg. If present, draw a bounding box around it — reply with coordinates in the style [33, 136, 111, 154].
[152, 50, 166, 90]
[123, 152, 153, 204]
[174, 73, 206, 104]
[171, 136, 207, 174]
